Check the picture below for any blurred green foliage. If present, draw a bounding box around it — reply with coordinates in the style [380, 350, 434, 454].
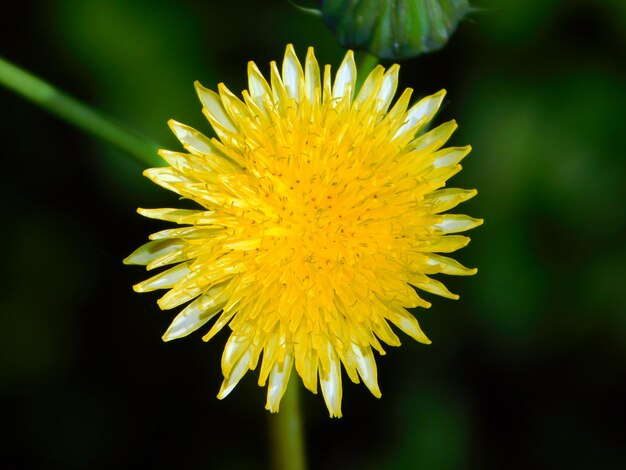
[1, 0, 624, 468]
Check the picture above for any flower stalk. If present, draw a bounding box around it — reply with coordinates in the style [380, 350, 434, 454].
[269, 374, 307, 470]
[0, 55, 161, 167]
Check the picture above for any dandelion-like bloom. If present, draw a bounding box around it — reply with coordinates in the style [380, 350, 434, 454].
[125, 45, 482, 417]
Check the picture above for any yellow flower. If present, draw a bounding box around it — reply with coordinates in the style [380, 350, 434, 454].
[125, 45, 482, 417]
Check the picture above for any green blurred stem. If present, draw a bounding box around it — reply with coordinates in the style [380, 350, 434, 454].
[269, 374, 306, 470]
[0, 55, 162, 167]
[355, 50, 379, 92]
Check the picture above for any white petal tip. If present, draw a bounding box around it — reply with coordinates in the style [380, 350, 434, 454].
[217, 383, 236, 400]
[265, 404, 279, 413]
[161, 328, 184, 342]
[328, 410, 343, 419]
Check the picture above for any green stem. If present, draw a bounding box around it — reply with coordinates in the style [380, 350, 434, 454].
[0, 55, 162, 167]
[355, 50, 380, 93]
[269, 374, 307, 470]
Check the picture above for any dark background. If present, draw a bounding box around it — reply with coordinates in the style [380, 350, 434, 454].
[1, 0, 625, 468]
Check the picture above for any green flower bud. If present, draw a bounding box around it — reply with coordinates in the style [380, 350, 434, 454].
[320, 0, 470, 59]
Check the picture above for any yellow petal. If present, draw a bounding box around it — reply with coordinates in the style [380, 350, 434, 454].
[124, 238, 183, 266]
[319, 342, 343, 418]
[303, 47, 321, 105]
[265, 354, 294, 412]
[376, 64, 399, 112]
[168, 119, 216, 156]
[352, 343, 381, 398]
[332, 50, 356, 101]
[195, 81, 238, 133]
[133, 262, 191, 293]
[162, 282, 230, 341]
[217, 349, 252, 399]
[424, 188, 477, 213]
[386, 308, 431, 345]
[435, 214, 484, 234]
[282, 44, 304, 101]
[394, 89, 446, 139]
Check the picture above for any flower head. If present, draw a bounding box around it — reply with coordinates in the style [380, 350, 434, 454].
[125, 45, 482, 417]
